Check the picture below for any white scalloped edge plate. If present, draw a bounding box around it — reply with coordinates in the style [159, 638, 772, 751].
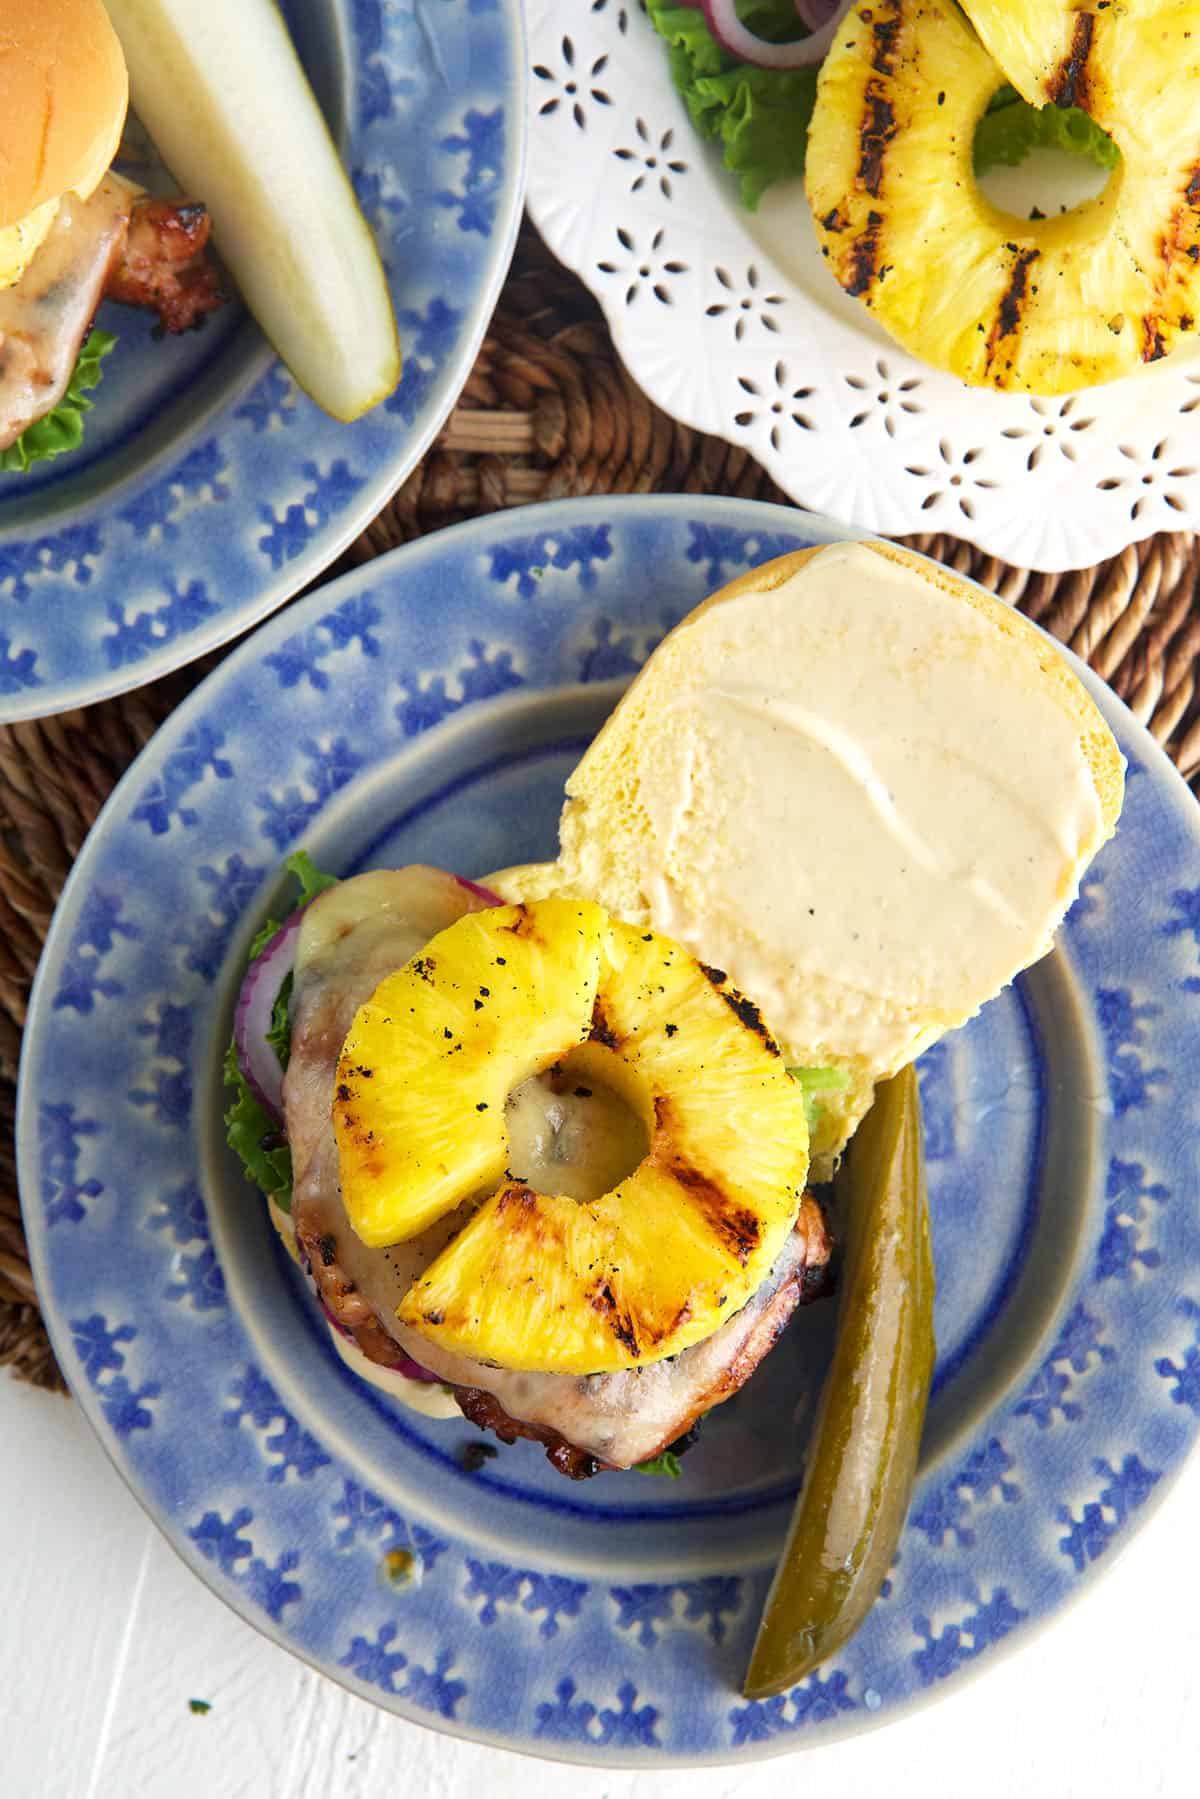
[524, 0, 1200, 573]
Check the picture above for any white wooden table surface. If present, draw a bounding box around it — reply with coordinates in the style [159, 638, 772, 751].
[3, 1371, 1197, 1799]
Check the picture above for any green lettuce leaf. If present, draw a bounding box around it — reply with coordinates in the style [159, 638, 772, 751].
[975, 84, 1120, 176]
[635, 1450, 683, 1478]
[266, 975, 295, 1073]
[248, 849, 339, 959]
[224, 849, 339, 1208]
[788, 1065, 851, 1134]
[0, 331, 118, 474]
[285, 847, 340, 905]
[223, 1041, 293, 1208]
[646, 1, 818, 210]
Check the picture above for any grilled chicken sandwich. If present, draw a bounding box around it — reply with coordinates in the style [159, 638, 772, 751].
[0, 0, 222, 469]
[227, 542, 1124, 1478]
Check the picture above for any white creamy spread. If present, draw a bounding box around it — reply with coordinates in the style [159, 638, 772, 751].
[558, 541, 1106, 1073]
[328, 1327, 462, 1420]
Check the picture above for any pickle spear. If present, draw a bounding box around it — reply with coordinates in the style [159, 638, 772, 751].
[104, 0, 400, 422]
[743, 1063, 935, 1699]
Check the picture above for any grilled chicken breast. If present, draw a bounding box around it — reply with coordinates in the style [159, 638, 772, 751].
[0, 175, 223, 452]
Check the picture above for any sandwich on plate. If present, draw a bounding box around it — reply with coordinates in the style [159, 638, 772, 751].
[0, 0, 223, 471]
[226, 540, 1124, 1480]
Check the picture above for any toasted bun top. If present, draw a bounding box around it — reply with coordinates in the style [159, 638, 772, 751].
[0, 0, 128, 230]
[492, 539, 1125, 1169]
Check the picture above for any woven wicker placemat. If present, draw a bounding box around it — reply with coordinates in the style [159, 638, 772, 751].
[5, 221, 1200, 1391]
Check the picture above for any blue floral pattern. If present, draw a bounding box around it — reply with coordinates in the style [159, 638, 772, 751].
[331, 1478, 449, 1570]
[146, 1177, 227, 1312]
[39, 1103, 103, 1228]
[729, 1670, 856, 1743]
[909, 1439, 1021, 1550]
[189, 1507, 302, 1622]
[610, 1577, 744, 1647]
[70, 1315, 160, 1438]
[341, 1631, 467, 1719]
[1056, 1457, 1161, 1571]
[18, 498, 1200, 1766]
[1153, 1303, 1199, 1423]
[911, 1589, 1027, 1685]
[52, 891, 140, 1014]
[1015, 1303, 1116, 1428]
[534, 1678, 661, 1748]
[131, 725, 234, 836]
[265, 595, 383, 692]
[225, 1366, 331, 1482]
[0, 0, 526, 721]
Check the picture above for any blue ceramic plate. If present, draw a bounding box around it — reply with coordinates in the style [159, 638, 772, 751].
[0, 0, 525, 724]
[18, 497, 1200, 1767]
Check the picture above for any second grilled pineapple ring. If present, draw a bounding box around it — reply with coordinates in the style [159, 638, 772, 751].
[808, 0, 1200, 393]
[333, 897, 810, 1375]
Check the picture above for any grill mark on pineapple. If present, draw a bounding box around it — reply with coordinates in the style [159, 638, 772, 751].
[855, 87, 898, 198]
[720, 986, 780, 1052]
[653, 1111, 763, 1265]
[589, 996, 620, 1050]
[503, 907, 545, 944]
[590, 1279, 641, 1357]
[332, 1089, 377, 1156]
[1148, 163, 1200, 353]
[984, 249, 1041, 376]
[853, 2, 901, 196]
[1047, 11, 1095, 109]
[845, 211, 884, 300]
[867, 3, 901, 76]
[494, 1182, 570, 1252]
[675, 1163, 763, 1265]
[699, 963, 780, 1052]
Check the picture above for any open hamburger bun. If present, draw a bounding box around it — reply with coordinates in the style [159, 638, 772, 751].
[491, 539, 1124, 1168]
[0, 0, 129, 233]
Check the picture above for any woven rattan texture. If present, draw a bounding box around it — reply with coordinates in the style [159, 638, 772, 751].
[5, 223, 1200, 1389]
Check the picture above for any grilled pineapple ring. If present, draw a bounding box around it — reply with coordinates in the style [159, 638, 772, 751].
[333, 898, 810, 1375]
[809, 0, 1200, 393]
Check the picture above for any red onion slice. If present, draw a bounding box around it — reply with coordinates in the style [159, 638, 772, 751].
[233, 911, 301, 1120]
[388, 1349, 444, 1384]
[317, 1295, 442, 1381]
[701, 0, 852, 67]
[454, 874, 505, 906]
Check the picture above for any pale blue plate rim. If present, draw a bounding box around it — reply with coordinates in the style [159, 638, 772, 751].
[16, 494, 1200, 1765]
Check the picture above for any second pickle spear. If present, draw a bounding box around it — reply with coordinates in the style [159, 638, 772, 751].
[744, 1063, 935, 1698]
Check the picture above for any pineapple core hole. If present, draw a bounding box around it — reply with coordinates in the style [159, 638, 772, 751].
[974, 97, 1118, 221]
[504, 1051, 650, 1205]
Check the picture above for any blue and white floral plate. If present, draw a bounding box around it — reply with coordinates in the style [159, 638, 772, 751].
[0, 0, 525, 724]
[17, 497, 1200, 1767]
